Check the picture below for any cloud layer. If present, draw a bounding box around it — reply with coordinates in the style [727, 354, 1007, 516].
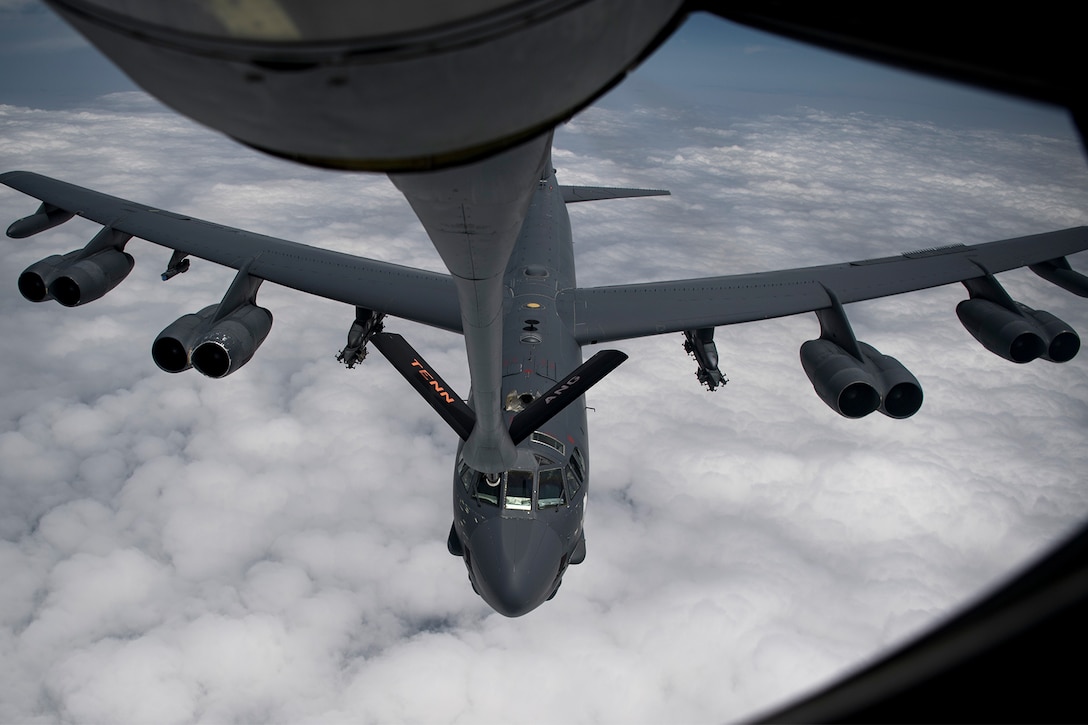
[1, 91, 1087, 723]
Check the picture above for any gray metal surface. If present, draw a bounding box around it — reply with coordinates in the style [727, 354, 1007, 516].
[566, 228, 1088, 344]
[43, 0, 684, 170]
[391, 133, 553, 473]
[0, 170, 462, 332]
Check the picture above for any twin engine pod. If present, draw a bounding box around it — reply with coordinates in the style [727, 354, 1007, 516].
[956, 298, 1080, 363]
[18, 248, 135, 307]
[14, 217, 274, 379]
[800, 339, 923, 419]
[152, 303, 273, 378]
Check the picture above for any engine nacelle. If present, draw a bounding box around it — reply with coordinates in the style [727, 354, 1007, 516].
[1017, 304, 1080, 363]
[152, 305, 219, 373]
[153, 304, 272, 378]
[800, 339, 881, 418]
[48, 249, 135, 307]
[1030, 258, 1088, 298]
[956, 298, 1058, 363]
[856, 342, 924, 419]
[801, 339, 923, 419]
[18, 248, 134, 307]
[18, 251, 79, 302]
[190, 304, 274, 379]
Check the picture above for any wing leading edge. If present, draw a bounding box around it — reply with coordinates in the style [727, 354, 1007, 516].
[566, 228, 1088, 344]
[0, 170, 462, 333]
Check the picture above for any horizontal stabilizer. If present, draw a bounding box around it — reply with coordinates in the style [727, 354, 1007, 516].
[372, 332, 476, 440]
[560, 185, 670, 204]
[508, 350, 628, 444]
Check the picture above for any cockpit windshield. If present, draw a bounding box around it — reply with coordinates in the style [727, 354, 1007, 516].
[538, 468, 565, 508]
[459, 443, 578, 510]
[505, 470, 533, 510]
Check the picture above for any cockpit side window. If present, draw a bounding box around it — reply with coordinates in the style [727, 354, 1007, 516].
[505, 469, 533, 510]
[538, 468, 565, 508]
[564, 464, 581, 496]
[458, 459, 479, 493]
[571, 447, 586, 480]
[565, 447, 585, 497]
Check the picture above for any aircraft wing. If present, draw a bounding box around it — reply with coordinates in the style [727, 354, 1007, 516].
[565, 228, 1088, 344]
[0, 171, 462, 333]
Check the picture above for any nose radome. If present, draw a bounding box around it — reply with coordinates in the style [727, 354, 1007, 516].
[469, 518, 563, 617]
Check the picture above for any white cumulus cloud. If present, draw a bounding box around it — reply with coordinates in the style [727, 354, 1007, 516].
[1, 71, 1088, 724]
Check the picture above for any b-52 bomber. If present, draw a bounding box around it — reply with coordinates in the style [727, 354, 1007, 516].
[3, 138, 1088, 616]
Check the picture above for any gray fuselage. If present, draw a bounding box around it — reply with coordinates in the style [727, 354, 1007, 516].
[449, 171, 590, 617]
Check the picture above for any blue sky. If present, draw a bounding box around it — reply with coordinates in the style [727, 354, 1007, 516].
[0, 1, 135, 107]
[1, 4, 1087, 723]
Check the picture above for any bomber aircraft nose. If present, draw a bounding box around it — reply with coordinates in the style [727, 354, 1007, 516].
[469, 517, 563, 617]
